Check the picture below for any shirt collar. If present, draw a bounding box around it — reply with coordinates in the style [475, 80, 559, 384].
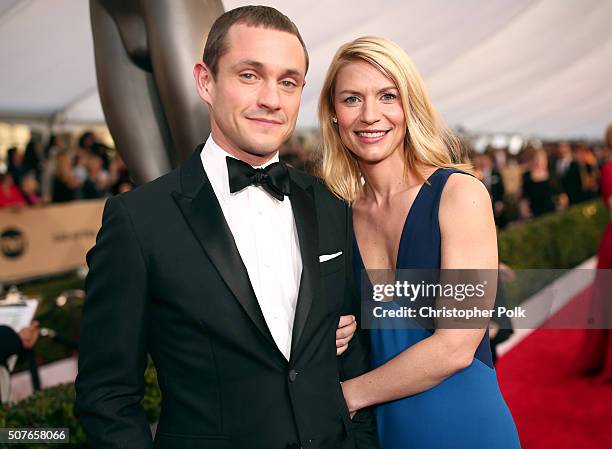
[200, 134, 280, 200]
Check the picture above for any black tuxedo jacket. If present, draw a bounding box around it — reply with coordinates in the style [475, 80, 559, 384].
[0, 325, 22, 362]
[75, 145, 378, 449]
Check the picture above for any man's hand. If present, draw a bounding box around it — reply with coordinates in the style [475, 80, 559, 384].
[18, 321, 40, 349]
[336, 315, 356, 356]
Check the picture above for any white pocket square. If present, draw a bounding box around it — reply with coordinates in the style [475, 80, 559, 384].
[319, 251, 343, 263]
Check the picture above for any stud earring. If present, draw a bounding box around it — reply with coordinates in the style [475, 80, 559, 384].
[332, 117, 338, 123]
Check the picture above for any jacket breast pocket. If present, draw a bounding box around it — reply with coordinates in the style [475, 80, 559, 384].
[320, 254, 344, 277]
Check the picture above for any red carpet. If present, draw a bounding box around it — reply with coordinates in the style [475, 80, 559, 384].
[496, 286, 612, 449]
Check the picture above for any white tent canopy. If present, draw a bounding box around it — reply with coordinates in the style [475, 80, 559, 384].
[1, 0, 611, 139]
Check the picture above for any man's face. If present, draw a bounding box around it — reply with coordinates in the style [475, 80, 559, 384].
[195, 24, 306, 162]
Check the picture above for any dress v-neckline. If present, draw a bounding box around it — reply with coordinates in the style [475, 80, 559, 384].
[354, 168, 441, 273]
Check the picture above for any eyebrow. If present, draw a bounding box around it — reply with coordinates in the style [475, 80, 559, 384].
[337, 86, 398, 95]
[233, 59, 304, 80]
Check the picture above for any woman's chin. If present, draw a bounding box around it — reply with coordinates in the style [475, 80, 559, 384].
[355, 151, 394, 166]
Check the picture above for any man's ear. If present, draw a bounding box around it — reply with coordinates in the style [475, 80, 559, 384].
[194, 62, 214, 104]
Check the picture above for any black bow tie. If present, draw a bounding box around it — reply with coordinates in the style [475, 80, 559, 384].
[226, 156, 290, 201]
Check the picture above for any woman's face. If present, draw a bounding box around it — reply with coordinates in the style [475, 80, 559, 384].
[533, 151, 547, 170]
[22, 175, 37, 193]
[333, 60, 406, 165]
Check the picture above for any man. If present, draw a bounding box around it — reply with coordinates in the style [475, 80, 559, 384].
[76, 6, 377, 449]
[1, 322, 39, 403]
[0, 322, 39, 361]
[476, 152, 506, 228]
[550, 141, 577, 207]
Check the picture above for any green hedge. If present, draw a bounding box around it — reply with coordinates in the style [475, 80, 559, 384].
[498, 199, 608, 269]
[498, 198, 608, 306]
[0, 362, 161, 448]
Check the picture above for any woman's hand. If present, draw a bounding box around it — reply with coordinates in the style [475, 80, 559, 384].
[341, 380, 359, 417]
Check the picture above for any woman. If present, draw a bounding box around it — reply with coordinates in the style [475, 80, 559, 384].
[23, 138, 45, 182]
[19, 172, 42, 206]
[51, 150, 81, 203]
[81, 153, 110, 200]
[0, 172, 27, 208]
[7, 147, 28, 187]
[577, 123, 612, 380]
[319, 36, 520, 449]
[520, 149, 557, 218]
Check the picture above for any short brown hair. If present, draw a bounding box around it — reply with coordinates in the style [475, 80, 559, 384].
[203, 5, 309, 78]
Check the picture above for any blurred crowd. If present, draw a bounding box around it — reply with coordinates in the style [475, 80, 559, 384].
[2, 127, 610, 228]
[0, 131, 133, 209]
[471, 140, 608, 228]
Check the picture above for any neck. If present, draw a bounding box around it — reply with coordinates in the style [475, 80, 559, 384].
[210, 128, 277, 168]
[358, 147, 415, 205]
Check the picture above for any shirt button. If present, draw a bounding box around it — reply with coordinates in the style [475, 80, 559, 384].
[288, 369, 298, 382]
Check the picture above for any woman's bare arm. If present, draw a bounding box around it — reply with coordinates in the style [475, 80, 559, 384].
[342, 173, 498, 412]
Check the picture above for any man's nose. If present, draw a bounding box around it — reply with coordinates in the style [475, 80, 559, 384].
[257, 81, 281, 111]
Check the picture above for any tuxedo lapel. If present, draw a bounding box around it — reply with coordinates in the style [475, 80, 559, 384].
[289, 175, 320, 357]
[171, 147, 277, 349]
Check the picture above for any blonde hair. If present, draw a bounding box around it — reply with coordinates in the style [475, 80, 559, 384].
[318, 36, 470, 203]
[55, 150, 74, 184]
[531, 148, 548, 169]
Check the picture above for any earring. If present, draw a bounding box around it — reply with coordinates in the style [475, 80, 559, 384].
[332, 117, 338, 123]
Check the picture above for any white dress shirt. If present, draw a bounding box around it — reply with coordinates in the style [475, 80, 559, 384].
[201, 135, 302, 360]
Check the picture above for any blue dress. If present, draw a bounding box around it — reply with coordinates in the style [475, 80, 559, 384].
[354, 168, 521, 449]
